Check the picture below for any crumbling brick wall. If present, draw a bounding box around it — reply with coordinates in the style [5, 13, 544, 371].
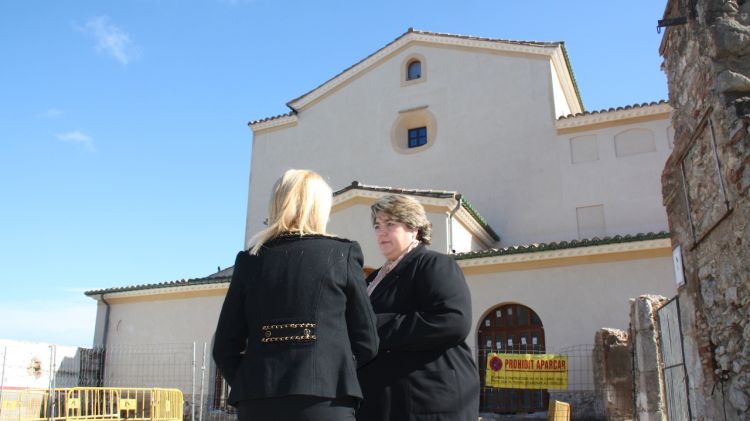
[659, 0, 750, 419]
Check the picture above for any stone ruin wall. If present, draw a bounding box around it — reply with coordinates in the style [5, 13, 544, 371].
[659, 0, 750, 418]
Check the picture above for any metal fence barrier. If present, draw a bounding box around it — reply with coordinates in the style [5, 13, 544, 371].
[0, 387, 182, 421]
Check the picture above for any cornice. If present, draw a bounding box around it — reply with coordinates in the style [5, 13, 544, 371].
[287, 31, 561, 112]
[550, 47, 584, 115]
[88, 281, 228, 301]
[332, 183, 499, 245]
[249, 114, 298, 133]
[453, 208, 497, 248]
[332, 188, 457, 209]
[556, 102, 672, 131]
[457, 238, 671, 269]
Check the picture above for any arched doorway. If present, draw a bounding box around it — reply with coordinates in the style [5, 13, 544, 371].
[477, 303, 548, 414]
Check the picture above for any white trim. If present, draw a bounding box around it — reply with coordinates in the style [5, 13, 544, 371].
[453, 208, 496, 248]
[332, 189, 497, 244]
[249, 114, 298, 132]
[333, 188, 457, 209]
[90, 282, 229, 301]
[550, 47, 583, 115]
[457, 238, 671, 268]
[91, 238, 669, 299]
[556, 103, 673, 130]
[288, 32, 562, 112]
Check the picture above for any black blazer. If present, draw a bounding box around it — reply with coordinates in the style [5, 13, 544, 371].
[357, 244, 480, 421]
[213, 235, 379, 405]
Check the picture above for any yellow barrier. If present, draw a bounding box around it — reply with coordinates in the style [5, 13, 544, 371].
[0, 388, 183, 421]
[548, 399, 570, 421]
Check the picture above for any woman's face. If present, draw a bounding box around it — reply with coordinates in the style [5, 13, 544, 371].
[373, 212, 418, 261]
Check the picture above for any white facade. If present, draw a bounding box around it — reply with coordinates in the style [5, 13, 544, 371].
[240, 30, 677, 354]
[86, 31, 677, 413]
[245, 31, 671, 250]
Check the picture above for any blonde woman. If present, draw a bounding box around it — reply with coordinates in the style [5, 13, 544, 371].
[213, 169, 378, 421]
[357, 194, 479, 421]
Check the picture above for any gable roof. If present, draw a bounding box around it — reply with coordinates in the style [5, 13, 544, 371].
[333, 181, 500, 242]
[249, 28, 584, 130]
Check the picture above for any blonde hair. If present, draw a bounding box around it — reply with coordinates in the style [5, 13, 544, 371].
[371, 194, 432, 245]
[249, 169, 332, 255]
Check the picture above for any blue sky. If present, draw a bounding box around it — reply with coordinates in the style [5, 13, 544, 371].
[0, 1, 669, 347]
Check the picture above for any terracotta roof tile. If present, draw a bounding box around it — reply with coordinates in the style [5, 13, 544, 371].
[248, 111, 295, 126]
[453, 231, 670, 260]
[85, 231, 670, 295]
[558, 100, 669, 120]
[84, 269, 234, 296]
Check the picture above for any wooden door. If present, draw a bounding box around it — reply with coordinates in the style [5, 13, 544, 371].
[477, 303, 548, 414]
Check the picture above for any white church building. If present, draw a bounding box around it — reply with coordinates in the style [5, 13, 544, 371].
[86, 29, 677, 416]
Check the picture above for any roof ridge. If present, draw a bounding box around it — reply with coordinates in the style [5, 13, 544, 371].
[409, 28, 562, 47]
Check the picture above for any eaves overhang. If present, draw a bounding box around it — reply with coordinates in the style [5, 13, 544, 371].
[455, 231, 671, 270]
[333, 181, 500, 246]
[555, 101, 672, 134]
[249, 28, 584, 132]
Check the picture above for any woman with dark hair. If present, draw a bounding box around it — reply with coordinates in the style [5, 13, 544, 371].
[357, 194, 480, 421]
[213, 169, 379, 421]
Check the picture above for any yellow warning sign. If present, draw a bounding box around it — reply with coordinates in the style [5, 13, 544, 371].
[485, 353, 568, 389]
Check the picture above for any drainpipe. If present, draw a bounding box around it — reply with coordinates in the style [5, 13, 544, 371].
[100, 294, 111, 347]
[98, 294, 111, 386]
[447, 194, 462, 254]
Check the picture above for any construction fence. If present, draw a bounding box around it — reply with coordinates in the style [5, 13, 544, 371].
[1, 387, 182, 421]
[1, 342, 628, 420]
[0, 343, 231, 421]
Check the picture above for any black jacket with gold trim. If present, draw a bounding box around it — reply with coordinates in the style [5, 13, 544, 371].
[212, 235, 379, 405]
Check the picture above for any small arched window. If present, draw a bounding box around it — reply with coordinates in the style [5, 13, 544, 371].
[407, 60, 421, 80]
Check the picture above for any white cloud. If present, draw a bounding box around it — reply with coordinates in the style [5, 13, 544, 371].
[39, 108, 64, 118]
[57, 130, 95, 151]
[82, 16, 138, 65]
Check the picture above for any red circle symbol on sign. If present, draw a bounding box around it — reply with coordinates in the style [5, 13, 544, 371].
[489, 356, 502, 371]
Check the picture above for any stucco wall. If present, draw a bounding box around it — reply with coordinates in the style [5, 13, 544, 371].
[465, 255, 676, 354]
[246, 43, 672, 250]
[554, 120, 672, 242]
[246, 44, 557, 248]
[104, 294, 226, 346]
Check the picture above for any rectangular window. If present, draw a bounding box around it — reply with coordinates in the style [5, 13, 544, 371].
[408, 127, 427, 148]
